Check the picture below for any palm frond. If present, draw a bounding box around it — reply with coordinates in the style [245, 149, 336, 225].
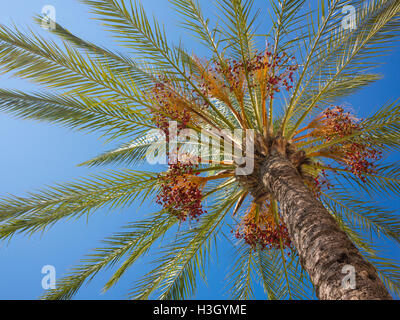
[129, 183, 241, 300]
[82, 0, 235, 129]
[42, 211, 176, 300]
[36, 16, 176, 94]
[333, 214, 400, 298]
[255, 248, 314, 299]
[216, 0, 258, 60]
[281, 0, 365, 131]
[364, 254, 400, 297]
[324, 163, 400, 198]
[286, 0, 400, 136]
[79, 132, 162, 167]
[321, 188, 400, 244]
[226, 243, 257, 299]
[169, 0, 222, 59]
[0, 24, 149, 105]
[216, 0, 259, 128]
[302, 100, 400, 154]
[0, 89, 151, 138]
[269, 0, 307, 54]
[0, 170, 159, 239]
[294, 73, 382, 114]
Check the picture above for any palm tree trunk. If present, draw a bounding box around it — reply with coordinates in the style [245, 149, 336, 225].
[261, 154, 392, 300]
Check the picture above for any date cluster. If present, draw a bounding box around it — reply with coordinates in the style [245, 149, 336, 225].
[196, 49, 298, 101]
[156, 161, 206, 221]
[151, 82, 191, 138]
[234, 204, 292, 251]
[314, 106, 382, 182]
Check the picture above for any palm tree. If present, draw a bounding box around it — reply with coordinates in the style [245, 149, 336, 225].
[0, 0, 399, 300]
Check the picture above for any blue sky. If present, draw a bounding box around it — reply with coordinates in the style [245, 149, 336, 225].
[0, 0, 399, 300]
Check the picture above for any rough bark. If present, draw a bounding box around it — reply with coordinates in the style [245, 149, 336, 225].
[261, 154, 392, 300]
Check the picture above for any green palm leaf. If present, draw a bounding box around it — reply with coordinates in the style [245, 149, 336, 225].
[0, 170, 159, 239]
[42, 211, 176, 300]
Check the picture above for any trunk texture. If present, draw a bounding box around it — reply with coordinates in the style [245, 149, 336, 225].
[261, 155, 392, 300]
